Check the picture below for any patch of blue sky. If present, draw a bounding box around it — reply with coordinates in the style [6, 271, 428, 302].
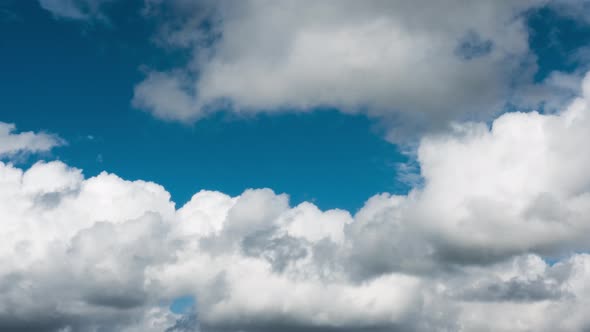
[170, 295, 196, 315]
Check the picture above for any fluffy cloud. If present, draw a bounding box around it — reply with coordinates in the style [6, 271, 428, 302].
[132, 0, 588, 137]
[0, 122, 64, 158]
[36, 0, 590, 138]
[38, 1, 587, 135]
[3, 73, 590, 331]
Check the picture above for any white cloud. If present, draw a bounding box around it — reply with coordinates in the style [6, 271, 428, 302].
[36, 0, 589, 137]
[0, 122, 64, 158]
[132, 0, 590, 137]
[412, 73, 590, 258]
[133, 71, 200, 122]
[36, 0, 587, 136]
[3, 73, 590, 331]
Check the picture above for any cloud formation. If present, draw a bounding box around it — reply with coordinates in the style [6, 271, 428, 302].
[3, 73, 590, 331]
[37, 0, 588, 137]
[131, 0, 587, 137]
[0, 122, 64, 158]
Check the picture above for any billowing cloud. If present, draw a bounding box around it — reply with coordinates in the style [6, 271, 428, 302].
[132, 0, 588, 137]
[37, 0, 587, 136]
[3, 73, 590, 331]
[0, 122, 64, 158]
[36, 1, 590, 138]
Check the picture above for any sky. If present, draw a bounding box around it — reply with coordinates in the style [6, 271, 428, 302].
[0, 0, 406, 212]
[2, 1, 590, 331]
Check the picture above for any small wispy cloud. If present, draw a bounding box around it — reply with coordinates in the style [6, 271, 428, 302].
[0, 122, 65, 159]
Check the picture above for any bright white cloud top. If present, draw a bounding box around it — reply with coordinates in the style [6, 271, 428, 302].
[3, 73, 590, 331]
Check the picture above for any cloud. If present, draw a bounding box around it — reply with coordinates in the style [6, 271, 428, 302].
[38, 0, 112, 20]
[36, 1, 590, 137]
[132, 0, 590, 138]
[0, 122, 64, 158]
[36, 0, 588, 137]
[3, 73, 590, 331]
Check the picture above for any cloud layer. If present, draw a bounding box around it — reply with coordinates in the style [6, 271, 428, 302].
[3, 73, 590, 331]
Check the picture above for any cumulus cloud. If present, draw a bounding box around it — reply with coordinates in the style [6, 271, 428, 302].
[3, 73, 590, 331]
[0, 122, 64, 158]
[131, 0, 589, 137]
[36, 1, 590, 136]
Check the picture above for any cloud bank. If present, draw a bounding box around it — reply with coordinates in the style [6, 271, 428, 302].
[3, 73, 590, 331]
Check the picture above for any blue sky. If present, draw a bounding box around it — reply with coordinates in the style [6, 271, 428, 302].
[1, 0, 408, 212]
[2, 1, 590, 212]
[3, 1, 590, 332]
[528, 6, 590, 80]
